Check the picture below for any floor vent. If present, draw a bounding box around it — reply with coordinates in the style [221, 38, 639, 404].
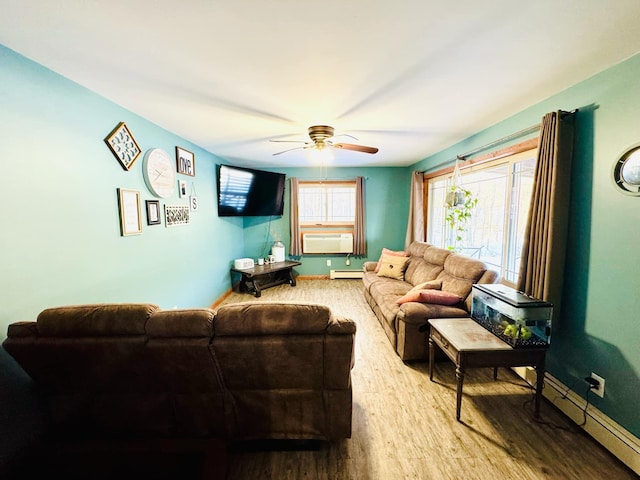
[330, 269, 364, 280]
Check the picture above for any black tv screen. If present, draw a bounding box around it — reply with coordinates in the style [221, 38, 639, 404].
[217, 164, 286, 217]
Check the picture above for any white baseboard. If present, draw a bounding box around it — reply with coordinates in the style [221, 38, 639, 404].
[513, 367, 640, 476]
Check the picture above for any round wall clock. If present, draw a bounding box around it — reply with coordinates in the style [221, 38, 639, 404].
[612, 145, 640, 196]
[143, 148, 176, 198]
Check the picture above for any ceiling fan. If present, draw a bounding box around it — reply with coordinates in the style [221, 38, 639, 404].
[270, 125, 379, 156]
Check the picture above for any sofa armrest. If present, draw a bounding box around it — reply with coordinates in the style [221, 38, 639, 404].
[397, 302, 468, 325]
[363, 261, 377, 272]
[327, 315, 356, 335]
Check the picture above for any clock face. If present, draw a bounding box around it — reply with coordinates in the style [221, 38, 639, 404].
[143, 148, 176, 198]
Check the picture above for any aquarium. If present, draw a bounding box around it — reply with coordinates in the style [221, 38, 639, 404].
[470, 284, 552, 348]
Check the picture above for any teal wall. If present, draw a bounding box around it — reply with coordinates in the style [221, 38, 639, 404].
[241, 166, 410, 275]
[0, 44, 245, 325]
[0, 44, 246, 472]
[412, 54, 640, 437]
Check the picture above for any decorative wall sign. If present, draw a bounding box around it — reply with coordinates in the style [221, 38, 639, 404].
[176, 146, 195, 176]
[145, 200, 161, 225]
[165, 205, 190, 227]
[190, 195, 199, 211]
[117, 188, 142, 236]
[105, 122, 142, 171]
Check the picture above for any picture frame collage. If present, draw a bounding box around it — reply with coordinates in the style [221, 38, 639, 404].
[105, 122, 197, 235]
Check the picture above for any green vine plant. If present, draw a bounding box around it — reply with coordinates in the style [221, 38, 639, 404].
[444, 185, 478, 252]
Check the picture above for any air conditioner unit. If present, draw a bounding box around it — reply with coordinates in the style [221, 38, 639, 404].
[330, 269, 364, 280]
[302, 233, 353, 254]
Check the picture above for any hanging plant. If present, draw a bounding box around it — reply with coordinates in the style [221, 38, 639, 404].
[444, 158, 478, 251]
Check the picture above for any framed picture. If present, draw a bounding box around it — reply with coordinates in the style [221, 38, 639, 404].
[117, 188, 142, 236]
[176, 146, 195, 176]
[105, 122, 142, 171]
[165, 205, 190, 227]
[145, 200, 161, 225]
[178, 179, 188, 198]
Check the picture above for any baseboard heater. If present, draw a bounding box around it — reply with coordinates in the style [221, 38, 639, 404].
[330, 269, 363, 280]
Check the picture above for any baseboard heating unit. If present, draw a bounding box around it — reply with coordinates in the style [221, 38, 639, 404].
[330, 269, 364, 280]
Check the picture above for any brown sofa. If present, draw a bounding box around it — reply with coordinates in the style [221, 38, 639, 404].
[2, 302, 356, 442]
[363, 241, 498, 361]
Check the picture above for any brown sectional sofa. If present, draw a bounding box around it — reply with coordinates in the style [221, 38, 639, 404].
[3, 301, 356, 442]
[363, 241, 498, 361]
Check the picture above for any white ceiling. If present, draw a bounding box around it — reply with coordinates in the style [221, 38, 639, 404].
[3, 0, 640, 168]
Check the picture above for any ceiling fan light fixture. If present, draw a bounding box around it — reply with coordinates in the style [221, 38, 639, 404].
[308, 143, 333, 164]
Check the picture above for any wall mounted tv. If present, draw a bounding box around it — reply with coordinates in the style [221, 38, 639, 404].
[217, 164, 286, 217]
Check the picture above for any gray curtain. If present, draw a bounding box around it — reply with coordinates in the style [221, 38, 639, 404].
[353, 176, 366, 255]
[517, 110, 576, 325]
[289, 177, 302, 256]
[404, 171, 425, 250]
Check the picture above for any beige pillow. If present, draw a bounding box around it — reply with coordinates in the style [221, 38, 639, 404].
[408, 279, 442, 294]
[377, 254, 410, 280]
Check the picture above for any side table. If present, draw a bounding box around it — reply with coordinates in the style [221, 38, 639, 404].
[428, 317, 547, 421]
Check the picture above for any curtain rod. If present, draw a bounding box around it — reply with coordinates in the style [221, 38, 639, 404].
[419, 123, 541, 173]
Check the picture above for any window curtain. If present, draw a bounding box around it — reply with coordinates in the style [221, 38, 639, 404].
[289, 177, 302, 256]
[353, 176, 366, 255]
[517, 110, 576, 325]
[404, 171, 425, 250]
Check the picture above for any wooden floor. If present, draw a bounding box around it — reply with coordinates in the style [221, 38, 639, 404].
[221, 279, 637, 480]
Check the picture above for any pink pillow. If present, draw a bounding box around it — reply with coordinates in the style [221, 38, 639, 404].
[375, 248, 408, 273]
[396, 290, 422, 305]
[418, 290, 463, 306]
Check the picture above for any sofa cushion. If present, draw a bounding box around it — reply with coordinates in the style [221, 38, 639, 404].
[396, 290, 423, 305]
[374, 248, 408, 273]
[214, 301, 331, 335]
[146, 309, 214, 337]
[377, 254, 410, 280]
[404, 246, 450, 286]
[408, 279, 442, 293]
[36, 303, 159, 337]
[418, 289, 462, 306]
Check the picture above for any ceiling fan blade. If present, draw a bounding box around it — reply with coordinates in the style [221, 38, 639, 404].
[333, 143, 379, 154]
[272, 145, 308, 156]
[269, 139, 308, 144]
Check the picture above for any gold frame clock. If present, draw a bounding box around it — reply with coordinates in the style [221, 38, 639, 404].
[104, 122, 142, 171]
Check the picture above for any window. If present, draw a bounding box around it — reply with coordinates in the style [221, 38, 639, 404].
[298, 181, 356, 226]
[426, 148, 537, 285]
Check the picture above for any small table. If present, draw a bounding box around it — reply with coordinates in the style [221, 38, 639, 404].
[428, 317, 547, 421]
[231, 260, 301, 297]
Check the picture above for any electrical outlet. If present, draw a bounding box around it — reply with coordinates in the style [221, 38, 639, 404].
[326, 259, 331, 267]
[590, 372, 605, 398]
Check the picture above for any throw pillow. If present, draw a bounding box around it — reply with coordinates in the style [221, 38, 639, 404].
[377, 254, 410, 281]
[418, 289, 463, 306]
[396, 290, 422, 305]
[374, 248, 408, 273]
[408, 279, 442, 294]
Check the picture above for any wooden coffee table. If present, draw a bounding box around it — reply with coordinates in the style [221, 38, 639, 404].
[230, 260, 301, 297]
[428, 317, 547, 421]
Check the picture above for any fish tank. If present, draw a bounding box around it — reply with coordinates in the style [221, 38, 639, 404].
[471, 284, 552, 348]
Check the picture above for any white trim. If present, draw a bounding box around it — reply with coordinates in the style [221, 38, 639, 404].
[514, 367, 639, 475]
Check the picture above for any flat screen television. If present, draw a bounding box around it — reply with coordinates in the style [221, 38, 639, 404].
[217, 164, 286, 217]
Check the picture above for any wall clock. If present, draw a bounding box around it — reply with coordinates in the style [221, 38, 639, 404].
[612, 145, 640, 196]
[104, 122, 142, 171]
[142, 148, 176, 198]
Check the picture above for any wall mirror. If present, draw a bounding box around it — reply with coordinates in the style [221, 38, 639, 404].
[612, 145, 640, 195]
